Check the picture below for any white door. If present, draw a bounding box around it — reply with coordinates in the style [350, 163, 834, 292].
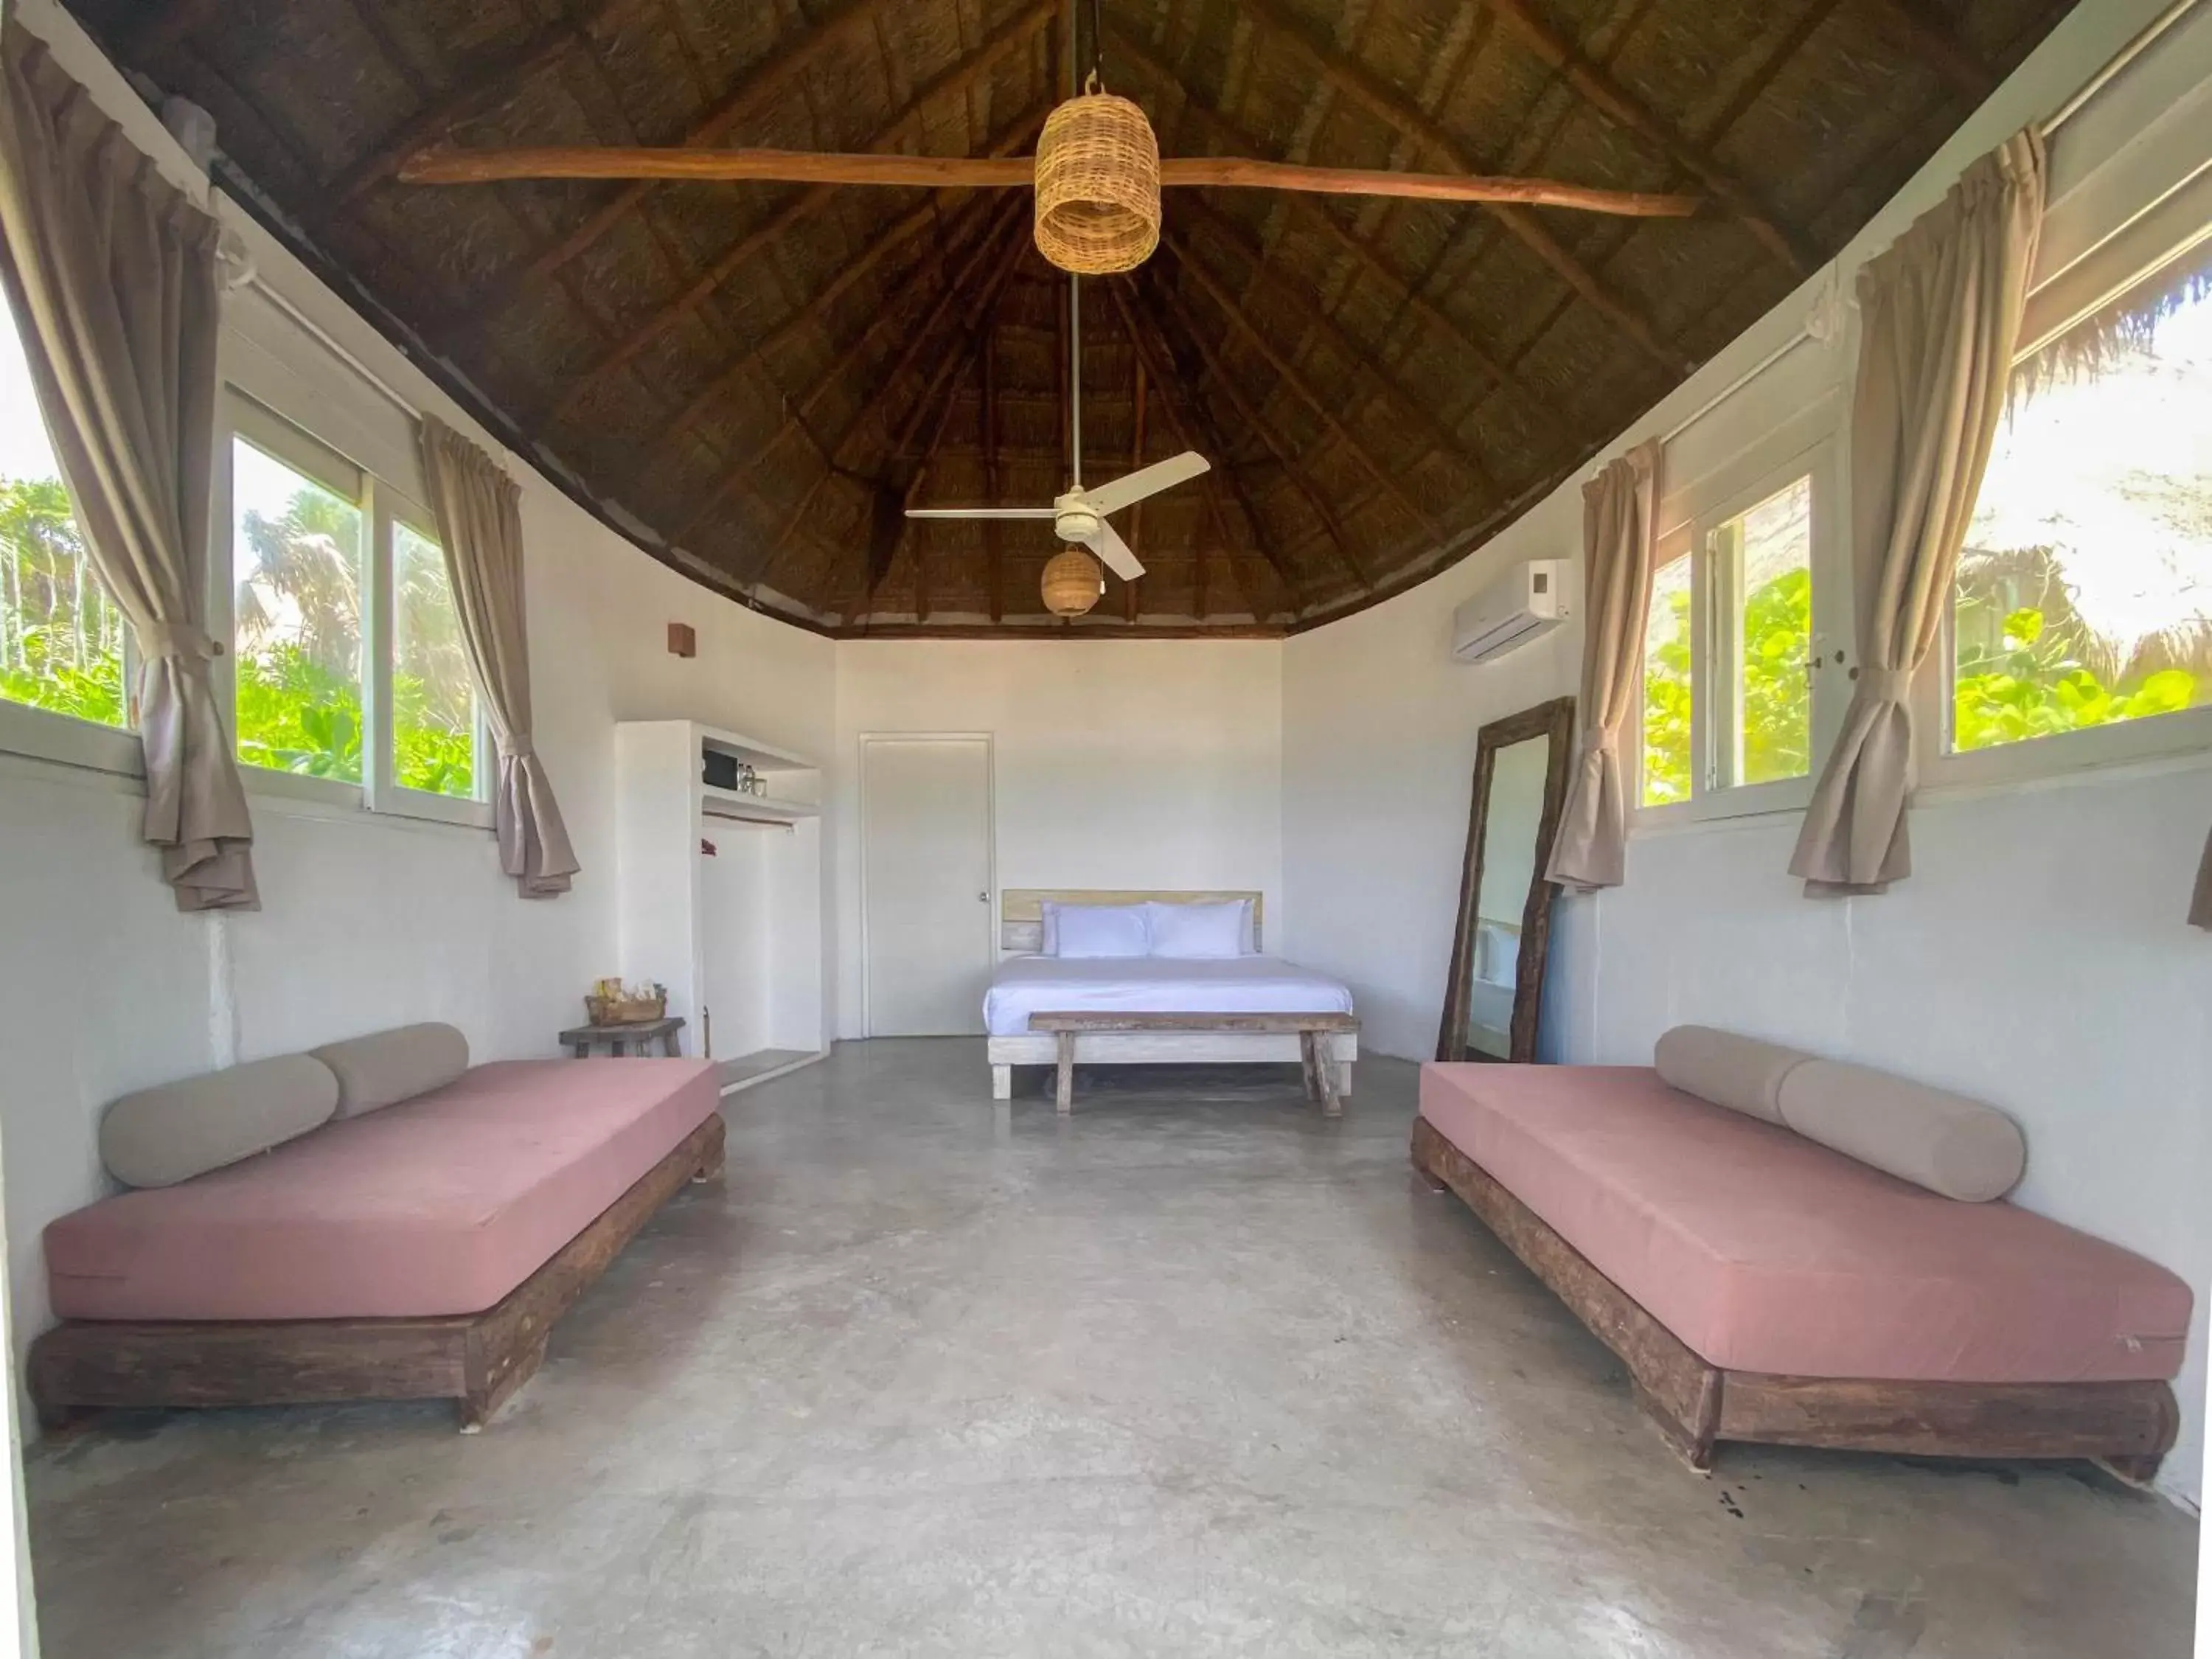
[862, 737, 995, 1036]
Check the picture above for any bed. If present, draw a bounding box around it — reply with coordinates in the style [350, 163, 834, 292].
[984, 890, 1358, 1100]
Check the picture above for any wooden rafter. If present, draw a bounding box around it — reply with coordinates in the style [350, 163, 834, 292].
[1141, 278, 1372, 591]
[838, 255, 1025, 616]
[426, 0, 899, 334]
[984, 327, 1004, 623]
[1105, 26, 1567, 445]
[655, 186, 998, 472]
[1472, 0, 1815, 273]
[1176, 195, 1509, 499]
[886, 283, 1009, 618]
[1222, 0, 1694, 377]
[674, 192, 1029, 548]
[650, 17, 1054, 443]
[1862, 0, 1997, 102]
[554, 104, 1046, 424]
[129, 0, 222, 58]
[1124, 356, 1146, 624]
[1107, 282, 1308, 613]
[1160, 229, 1458, 549]
[324, 1, 623, 212]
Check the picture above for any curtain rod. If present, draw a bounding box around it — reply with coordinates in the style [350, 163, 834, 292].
[2041, 0, 2202, 136]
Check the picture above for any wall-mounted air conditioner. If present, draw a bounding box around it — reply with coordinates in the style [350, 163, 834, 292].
[1451, 559, 1575, 665]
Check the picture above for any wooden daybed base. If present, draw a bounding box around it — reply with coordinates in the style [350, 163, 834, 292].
[1409, 1116, 2178, 1481]
[30, 1114, 726, 1433]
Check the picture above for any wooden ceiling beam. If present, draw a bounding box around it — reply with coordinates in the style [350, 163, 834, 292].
[1141, 276, 1373, 591]
[1161, 226, 1468, 548]
[1107, 281, 1303, 616]
[1223, 0, 1694, 378]
[324, 0, 625, 212]
[1472, 0, 1815, 273]
[1860, 0, 1997, 102]
[674, 192, 1028, 548]
[556, 102, 1046, 424]
[442, 0, 1051, 343]
[1105, 25, 1565, 442]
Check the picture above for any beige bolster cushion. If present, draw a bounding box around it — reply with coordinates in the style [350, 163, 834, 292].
[1653, 1025, 1809, 1125]
[1775, 1059, 2027, 1202]
[100, 1056, 338, 1189]
[311, 1023, 470, 1119]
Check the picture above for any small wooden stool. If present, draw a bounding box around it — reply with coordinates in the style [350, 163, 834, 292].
[559, 1016, 685, 1058]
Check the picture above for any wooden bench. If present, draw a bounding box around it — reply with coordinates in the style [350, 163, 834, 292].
[1026, 1011, 1361, 1116]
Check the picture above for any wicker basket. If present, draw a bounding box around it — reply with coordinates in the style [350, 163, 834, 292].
[586, 992, 667, 1026]
[1033, 92, 1161, 275]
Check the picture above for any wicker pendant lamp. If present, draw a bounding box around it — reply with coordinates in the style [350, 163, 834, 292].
[1040, 548, 1105, 616]
[1033, 78, 1161, 275]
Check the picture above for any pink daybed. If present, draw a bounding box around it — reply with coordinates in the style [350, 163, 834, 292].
[1414, 1062, 2190, 1477]
[33, 1057, 724, 1429]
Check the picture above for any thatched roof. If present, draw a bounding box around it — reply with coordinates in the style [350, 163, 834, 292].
[74, 0, 2073, 636]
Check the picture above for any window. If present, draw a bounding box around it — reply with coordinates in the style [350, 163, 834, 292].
[219, 394, 487, 824]
[230, 433, 366, 782]
[0, 292, 128, 733]
[1640, 460, 1826, 815]
[1947, 265, 2212, 760]
[392, 520, 477, 800]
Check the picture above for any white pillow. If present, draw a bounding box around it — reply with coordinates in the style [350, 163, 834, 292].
[1053, 903, 1151, 959]
[1144, 900, 1249, 959]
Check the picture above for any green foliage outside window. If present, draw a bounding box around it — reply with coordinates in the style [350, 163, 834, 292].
[1953, 601, 2197, 751]
[1, 476, 126, 728]
[1641, 582, 1692, 805]
[1643, 566, 1814, 804]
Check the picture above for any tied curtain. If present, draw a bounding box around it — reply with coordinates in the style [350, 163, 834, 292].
[1546, 438, 1660, 893]
[1789, 129, 2046, 895]
[417, 415, 578, 898]
[0, 25, 256, 909]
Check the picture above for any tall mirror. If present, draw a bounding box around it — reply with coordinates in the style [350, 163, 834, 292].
[1436, 697, 1576, 1064]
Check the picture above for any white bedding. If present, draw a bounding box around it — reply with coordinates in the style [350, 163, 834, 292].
[983, 954, 1356, 1037]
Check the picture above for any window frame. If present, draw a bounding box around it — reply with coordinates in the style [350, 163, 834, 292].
[1635, 432, 1845, 827]
[217, 392, 493, 831]
[1922, 261, 2212, 792]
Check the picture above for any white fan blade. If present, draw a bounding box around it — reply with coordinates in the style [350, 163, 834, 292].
[1079, 451, 1210, 518]
[1081, 519, 1146, 583]
[903, 506, 1057, 519]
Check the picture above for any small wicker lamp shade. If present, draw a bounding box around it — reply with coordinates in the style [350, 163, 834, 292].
[1040, 548, 1105, 616]
[1033, 93, 1161, 275]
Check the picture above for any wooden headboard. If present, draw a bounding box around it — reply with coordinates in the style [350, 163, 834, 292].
[1000, 889, 1263, 954]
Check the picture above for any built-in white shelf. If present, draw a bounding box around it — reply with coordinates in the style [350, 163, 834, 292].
[701, 785, 821, 825]
[614, 720, 827, 1077]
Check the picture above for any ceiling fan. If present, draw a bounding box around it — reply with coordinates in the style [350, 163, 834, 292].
[902, 271, 1204, 588]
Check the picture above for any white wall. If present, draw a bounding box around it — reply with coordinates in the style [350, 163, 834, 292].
[0, 0, 836, 1416]
[832, 641, 1283, 1036]
[1283, 0, 2212, 1509]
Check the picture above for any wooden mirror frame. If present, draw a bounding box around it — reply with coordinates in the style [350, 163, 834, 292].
[1436, 696, 1577, 1065]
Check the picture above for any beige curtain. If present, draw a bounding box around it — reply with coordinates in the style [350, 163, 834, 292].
[1546, 438, 1660, 892]
[418, 415, 577, 898]
[0, 26, 255, 909]
[1790, 130, 2046, 895]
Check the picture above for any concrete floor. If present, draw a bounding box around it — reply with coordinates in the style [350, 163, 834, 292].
[26, 1040, 2200, 1657]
